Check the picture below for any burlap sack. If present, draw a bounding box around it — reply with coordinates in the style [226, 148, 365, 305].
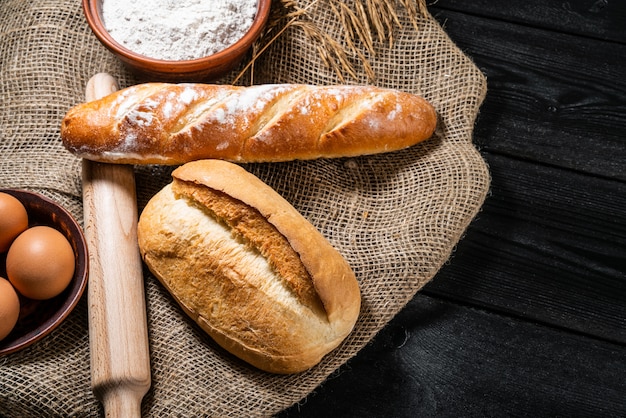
[0, 0, 489, 416]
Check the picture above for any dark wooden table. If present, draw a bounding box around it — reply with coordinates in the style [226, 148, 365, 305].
[279, 1, 626, 416]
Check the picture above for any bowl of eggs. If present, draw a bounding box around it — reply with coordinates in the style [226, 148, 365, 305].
[82, 0, 272, 81]
[0, 190, 88, 355]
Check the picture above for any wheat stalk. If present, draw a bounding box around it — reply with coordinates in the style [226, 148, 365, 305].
[235, 0, 428, 84]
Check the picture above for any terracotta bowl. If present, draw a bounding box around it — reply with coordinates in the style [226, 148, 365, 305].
[0, 190, 88, 356]
[83, 0, 272, 82]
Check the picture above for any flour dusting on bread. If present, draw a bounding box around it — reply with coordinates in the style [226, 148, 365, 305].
[61, 83, 437, 165]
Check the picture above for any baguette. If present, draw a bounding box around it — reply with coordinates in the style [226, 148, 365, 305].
[137, 159, 361, 374]
[61, 83, 437, 164]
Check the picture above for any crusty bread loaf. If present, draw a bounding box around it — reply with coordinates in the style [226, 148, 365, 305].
[61, 83, 437, 164]
[137, 159, 361, 374]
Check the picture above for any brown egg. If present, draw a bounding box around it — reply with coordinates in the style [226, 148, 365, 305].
[0, 192, 29, 252]
[6, 225, 75, 300]
[0, 277, 20, 341]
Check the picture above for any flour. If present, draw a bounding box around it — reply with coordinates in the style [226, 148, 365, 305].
[101, 0, 257, 61]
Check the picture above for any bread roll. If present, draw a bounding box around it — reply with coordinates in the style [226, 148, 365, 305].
[137, 159, 361, 373]
[61, 83, 437, 164]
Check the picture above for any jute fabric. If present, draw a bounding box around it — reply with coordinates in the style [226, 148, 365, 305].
[0, 0, 490, 416]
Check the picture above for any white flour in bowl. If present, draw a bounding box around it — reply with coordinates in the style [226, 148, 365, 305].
[101, 0, 258, 61]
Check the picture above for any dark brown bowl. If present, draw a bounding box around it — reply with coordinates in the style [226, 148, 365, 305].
[83, 0, 272, 82]
[0, 190, 88, 356]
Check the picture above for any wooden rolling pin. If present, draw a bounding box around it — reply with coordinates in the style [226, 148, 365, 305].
[83, 73, 151, 417]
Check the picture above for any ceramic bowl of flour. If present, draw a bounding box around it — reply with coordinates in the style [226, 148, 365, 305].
[83, 0, 271, 81]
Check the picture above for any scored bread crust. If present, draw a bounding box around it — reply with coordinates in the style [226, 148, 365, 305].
[137, 159, 361, 373]
[61, 83, 437, 164]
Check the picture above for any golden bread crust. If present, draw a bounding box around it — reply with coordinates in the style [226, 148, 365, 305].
[137, 160, 361, 373]
[61, 83, 437, 164]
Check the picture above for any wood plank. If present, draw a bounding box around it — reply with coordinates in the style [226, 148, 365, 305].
[431, 0, 626, 43]
[428, 8, 626, 180]
[278, 294, 626, 417]
[423, 152, 626, 343]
